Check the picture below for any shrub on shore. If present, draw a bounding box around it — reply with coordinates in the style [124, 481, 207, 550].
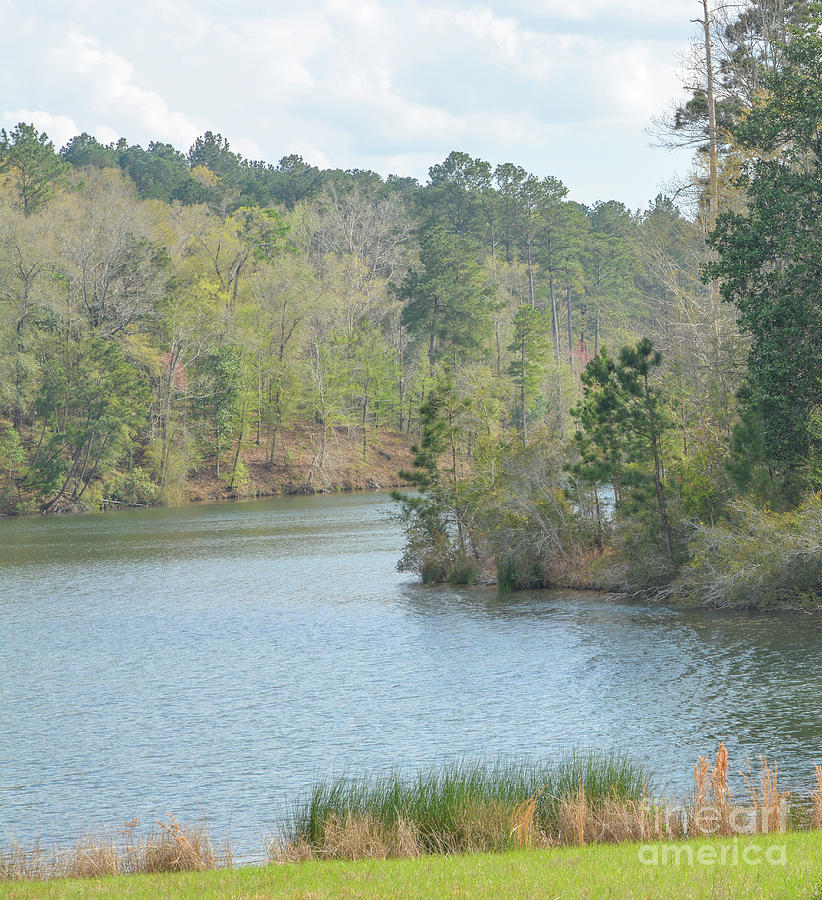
[675, 497, 822, 608]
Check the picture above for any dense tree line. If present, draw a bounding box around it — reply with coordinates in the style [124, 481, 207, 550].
[0, 117, 704, 515]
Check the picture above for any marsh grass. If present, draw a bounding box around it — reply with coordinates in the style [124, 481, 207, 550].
[743, 755, 790, 834]
[0, 814, 227, 881]
[274, 752, 652, 860]
[813, 765, 822, 827]
[690, 742, 733, 836]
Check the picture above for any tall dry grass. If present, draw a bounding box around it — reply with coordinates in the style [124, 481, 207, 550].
[556, 781, 682, 846]
[813, 764, 822, 828]
[0, 814, 228, 881]
[690, 742, 735, 836]
[743, 756, 789, 834]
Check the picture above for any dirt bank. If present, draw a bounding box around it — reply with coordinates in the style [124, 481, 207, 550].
[184, 425, 414, 502]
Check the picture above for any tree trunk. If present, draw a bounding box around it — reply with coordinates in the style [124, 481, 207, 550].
[520, 338, 528, 446]
[549, 270, 560, 361]
[645, 374, 673, 560]
[702, 0, 723, 384]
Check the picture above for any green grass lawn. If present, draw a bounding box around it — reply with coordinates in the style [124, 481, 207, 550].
[3, 832, 822, 899]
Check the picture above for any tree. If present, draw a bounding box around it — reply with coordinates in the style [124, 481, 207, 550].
[0, 426, 26, 512]
[31, 337, 150, 510]
[60, 133, 119, 169]
[343, 319, 397, 459]
[393, 370, 472, 580]
[55, 169, 167, 337]
[400, 226, 493, 369]
[269, 155, 324, 208]
[0, 203, 57, 429]
[197, 346, 244, 478]
[573, 339, 675, 560]
[585, 201, 640, 357]
[0, 123, 68, 215]
[705, 15, 822, 494]
[424, 151, 493, 242]
[507, 305, 550, 444]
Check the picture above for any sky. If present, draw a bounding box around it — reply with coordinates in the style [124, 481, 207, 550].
[0, 0, 701, 209]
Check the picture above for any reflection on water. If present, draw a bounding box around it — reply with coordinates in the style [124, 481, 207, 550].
[1, 492, 822, 858]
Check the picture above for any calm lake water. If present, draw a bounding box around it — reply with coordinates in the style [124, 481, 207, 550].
[2, 491, 822, 858]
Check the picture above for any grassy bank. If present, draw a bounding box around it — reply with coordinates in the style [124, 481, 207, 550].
[5, 747, 821, 896]
[2, 832, 822, 899]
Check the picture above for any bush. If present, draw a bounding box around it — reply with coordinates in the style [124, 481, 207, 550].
[447, 555, 479, 585]
[496, 554, 543, 591]
[224, 459, 253, 497]
[145, 434, 196, 503]
[103, 467, 160, 507]
[676, 496, 822, 608]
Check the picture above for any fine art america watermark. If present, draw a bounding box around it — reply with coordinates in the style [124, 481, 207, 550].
[637, 801, 789, 868]
[639, 839, 787, 868]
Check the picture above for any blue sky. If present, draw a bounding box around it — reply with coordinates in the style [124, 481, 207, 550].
[0, 0, 700, 208]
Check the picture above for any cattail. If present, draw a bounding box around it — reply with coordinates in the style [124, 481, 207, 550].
[813, 764, 822, 828]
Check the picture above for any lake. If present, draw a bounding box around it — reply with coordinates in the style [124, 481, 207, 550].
[2, 492, 822, 859]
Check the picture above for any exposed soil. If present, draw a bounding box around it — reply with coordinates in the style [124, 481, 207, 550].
[184, 425, 414, 503]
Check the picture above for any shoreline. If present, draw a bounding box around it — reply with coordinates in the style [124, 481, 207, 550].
[2, 745, 820, 892]
[0, 425, 414, 518]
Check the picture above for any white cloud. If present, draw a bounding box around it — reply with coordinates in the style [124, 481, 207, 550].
[50, 29, 202, 148]
[509, 0, 696, 24]
[2, 109, 80, 148]
[93, 125, 120, 145]
[297, 146, 332, 169]
[229, 135, 264, 161]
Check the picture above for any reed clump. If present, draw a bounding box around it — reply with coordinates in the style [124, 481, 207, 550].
[813, 764, 822, 828]
[274, 752, 652, 861]
[743, 755, 790, 834]
[690, 742, 735, 836]
[557, 781, 682, 846]
[0, 814, 227, 881]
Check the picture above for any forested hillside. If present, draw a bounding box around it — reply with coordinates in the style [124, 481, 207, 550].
[1, 0, 820, 607]
[0, 125, 705, 510]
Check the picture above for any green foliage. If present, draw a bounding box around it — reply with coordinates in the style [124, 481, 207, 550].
[507, 305, 550, 442]
[573, 339, 676, 567]
[224, 459, 252, 497]
[0, 426, 25, 513]
[446, 555, 479, 585]
[669, 439, 732, 526]
[197, 346, 245, 477]
[0, 122, 68, 215]
[393, 371, 471, 581]
[476, 438, 595, 589]
[706, 16, 822, 496]
[677, 496, 822, 609]
[30, 338, 150, 509]
[400, 226, 493, 368]
[726, 395, 774, 501]
[103, 467, 160, 507]
[288, 752, 651, 854]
